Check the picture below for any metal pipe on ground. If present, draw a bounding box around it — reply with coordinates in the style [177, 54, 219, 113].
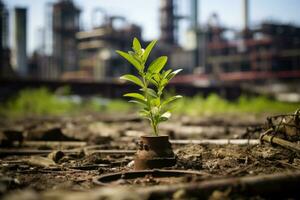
[138, 172, 300, 199]
[260, 134, 300, 153]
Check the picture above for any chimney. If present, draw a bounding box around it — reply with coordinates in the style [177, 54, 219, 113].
[242, 0, 249, 31]
[160, 0, 175, 45]
[190, 0, 198, 29]
[13, 7, 28, 77]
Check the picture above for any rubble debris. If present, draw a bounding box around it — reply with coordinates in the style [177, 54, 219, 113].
[0, 175, 20, 195]
[17, 141, 87, 148]
[261, 130, 300, 154]
[26, 156, 56, 167]
[93, 170, 204, 186]
[0, 129, 24, 147]
[48, 151, 65, 163]
[170, 139, 259, 145]
[0, 112, 299, 199]
[138, 172, 300, 199]
[265, 110, 300, 141]
[26, 127, 78, 141]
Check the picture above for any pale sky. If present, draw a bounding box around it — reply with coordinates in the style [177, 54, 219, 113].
[4, 0, 300, 55]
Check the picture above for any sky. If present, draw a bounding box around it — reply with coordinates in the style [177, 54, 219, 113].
[4, 0, 300, 55]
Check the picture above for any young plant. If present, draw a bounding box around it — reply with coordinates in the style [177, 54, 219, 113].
[116, 38, 182, 136]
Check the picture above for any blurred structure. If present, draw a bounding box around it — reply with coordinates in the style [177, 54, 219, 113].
[202, 22, 300, 83]
[75, 13, 142, 80]
[0, 1, 8, 53]
[12, 7, 27, 77]
[171, 0, 300, 84]
[242, 0, 249, 32]
[160, 0, 176, 45]
[52, 0, 80, 78]
[169, 0, 205, 75]
[159, 0, 187, 45]
[0, 0, 14, 78]
[1, 0, 299, 86]
[35, 2, 55, 80]
[28, 51, 39, 78]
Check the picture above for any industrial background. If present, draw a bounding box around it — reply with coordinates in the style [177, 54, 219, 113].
[1, 0, 300, 92]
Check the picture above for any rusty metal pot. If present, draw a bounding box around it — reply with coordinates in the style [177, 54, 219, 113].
[134, 135, 176, 170]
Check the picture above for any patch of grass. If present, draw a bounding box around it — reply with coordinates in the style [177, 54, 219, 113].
[0, 88, 76, 118]
[0, 88, 298, 119]
[104, 99, 136, 113]
[0, 87, 135, 119]
[172, 94, 300, 116]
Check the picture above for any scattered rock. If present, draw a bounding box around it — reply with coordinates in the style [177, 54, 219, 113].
[26, 156, 56, 167]
[26, 127, 77, 141]
[0, 175, 20, 195]
[2, 190, 39, 200]
[42, 187, 146, 200]
[48, 150, 65, 163]
[0, 129, 24, 147]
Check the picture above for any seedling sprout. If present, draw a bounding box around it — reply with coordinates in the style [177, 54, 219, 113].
[116, 38, 182, 136]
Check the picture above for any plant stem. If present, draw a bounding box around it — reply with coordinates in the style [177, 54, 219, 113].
[151, 121, 158, 136]
[142, 74, 158, 136]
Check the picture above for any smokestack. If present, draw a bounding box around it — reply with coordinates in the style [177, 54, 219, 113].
[242, 0, 249, 31]
[52, 0, 80, 76]
[1, 0, 9, 49]
[190, 0, 198, 28]
[13, 7, 27, 77]
[160, 0, 175, 45]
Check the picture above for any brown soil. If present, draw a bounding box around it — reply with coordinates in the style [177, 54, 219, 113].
[0, 113, 299, 199]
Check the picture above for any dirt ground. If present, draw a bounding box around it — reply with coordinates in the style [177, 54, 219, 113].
[0, 113, 299, 199]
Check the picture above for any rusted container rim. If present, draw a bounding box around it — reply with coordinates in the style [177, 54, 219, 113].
[93, 169, 204, 186]
[141, 135, 169, 138]
[140, 135, 169, 141]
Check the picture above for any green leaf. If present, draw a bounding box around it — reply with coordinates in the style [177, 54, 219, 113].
[150, 79, 158, 87]
[128, 100, 148, 107]
[160, 78, 169, 87]
[152, 73, 160, 82]
[132, 37, 142, 52]
[142, 40, 157, 62]
[150, 98, 160, 107]
[162, 95, 182, 106]
[140, 88, 158, 98]
[139, 110, 151, 118]
[166, 69, 182, 80]
[116, 50, 143, 72]
[150, 106, 160, 115]
[163, 69, 172, 79]
[145, 71, 154, 81]
[120, 74, 144, 87]
[148, 56, 168, 73]
[124, 93, 146, 101]
[159, 111, 171, 122]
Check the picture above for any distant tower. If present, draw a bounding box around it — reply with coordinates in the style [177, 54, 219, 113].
[241, 0, 251, 40]
[0, 0, 12, 78]
[242, 0, 249, 31]
[52, 0, 80, 77]
[190, 0, 198, 29]
[0, 0, 9, 50]
[13, 7, 28, 77]
[160, 0, 175, 45]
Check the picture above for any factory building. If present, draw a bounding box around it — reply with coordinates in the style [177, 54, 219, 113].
[0, 0, 13, 78]
[205, 22, 300, 74]
[74, 15, 142, 80]
[52, 0, 80, 78]
[171, 0, 300, 83]
[1, 0, 299, 83]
